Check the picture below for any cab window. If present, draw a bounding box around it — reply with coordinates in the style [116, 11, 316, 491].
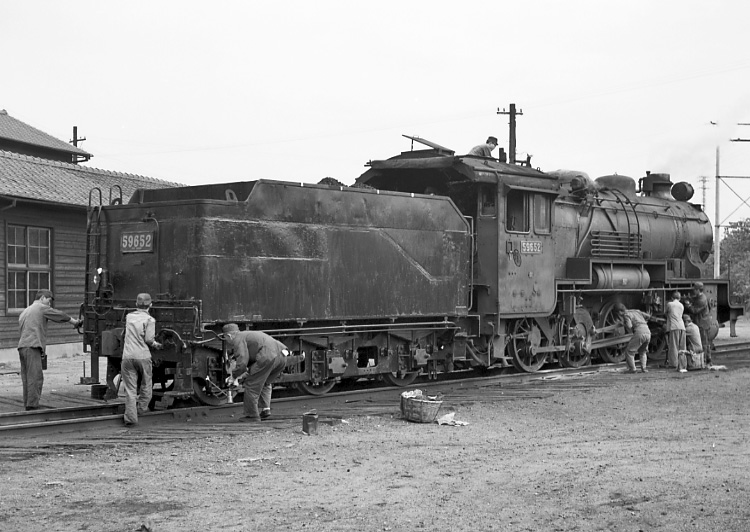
[534, 194, 551, 234]
[506, 189, 529, 233]
[480, 185, 496, 216]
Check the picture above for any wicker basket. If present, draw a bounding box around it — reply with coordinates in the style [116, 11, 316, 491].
[400, 391, 443, 423]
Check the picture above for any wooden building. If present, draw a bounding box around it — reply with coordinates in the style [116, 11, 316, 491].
[0, 110, 181, 355]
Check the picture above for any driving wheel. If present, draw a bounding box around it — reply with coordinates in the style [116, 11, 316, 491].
[595, 302, 628, 364]
[509, 317, 548, 372]
[558, 312, 592, 368]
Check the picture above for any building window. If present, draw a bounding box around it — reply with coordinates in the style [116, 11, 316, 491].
[7, 225, 51, 312]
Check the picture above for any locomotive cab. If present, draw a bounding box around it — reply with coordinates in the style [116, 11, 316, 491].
[357, 136, 560, 359]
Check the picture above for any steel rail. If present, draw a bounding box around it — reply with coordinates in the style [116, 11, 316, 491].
[0, 403, 122, 427]
[0, 364, 613, 438]
[2, 343, 747, 439]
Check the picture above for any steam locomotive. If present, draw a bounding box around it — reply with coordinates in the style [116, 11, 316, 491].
[82, 136, 743, 405]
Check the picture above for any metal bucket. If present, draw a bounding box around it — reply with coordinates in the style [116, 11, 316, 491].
[302, 411, 318, 435]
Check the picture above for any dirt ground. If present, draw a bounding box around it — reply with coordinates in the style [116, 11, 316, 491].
[1, 321, 749, 532]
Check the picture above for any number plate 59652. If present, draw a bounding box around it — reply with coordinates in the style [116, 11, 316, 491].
[121, 231, 154, 253]
[521, 241, 542, 254]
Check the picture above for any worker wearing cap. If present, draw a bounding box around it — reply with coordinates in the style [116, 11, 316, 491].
[684, 282, 712, 367]
[222, 325, 304, 422]
[469, 136, 500, 157]
[121, 293, 162, 426]
[17, 289, 82, 410]
[612, 303, 652, 373]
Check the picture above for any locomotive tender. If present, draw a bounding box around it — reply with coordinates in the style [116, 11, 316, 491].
[82, 136, 742, 405]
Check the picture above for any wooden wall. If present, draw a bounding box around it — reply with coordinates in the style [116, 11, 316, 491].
[0, 202, 87, 349]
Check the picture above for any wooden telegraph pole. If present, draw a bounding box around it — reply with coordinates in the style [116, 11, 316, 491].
[497, 104, 523, 164]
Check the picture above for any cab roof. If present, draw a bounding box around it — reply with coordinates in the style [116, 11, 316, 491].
[356, 136, 558, 193]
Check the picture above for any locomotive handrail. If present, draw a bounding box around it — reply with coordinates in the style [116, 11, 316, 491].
[565, 198, 708, 223]
[574, 198, 597, 257]
[142, 215, 161, 294]
[189, 331, 223, 346]
[156, 328, 187, 351]
[87, 187, 103, 210]
[246, 319, 461, 337]
[109, 185, 123, 206]
[608, 188, 641, 258]
[465, 214, 475, 312]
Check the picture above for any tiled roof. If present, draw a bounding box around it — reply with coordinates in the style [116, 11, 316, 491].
[0, 150, 183, 207]
[0, 110, 91, 157]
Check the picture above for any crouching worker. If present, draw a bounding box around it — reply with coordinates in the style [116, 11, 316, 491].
[122, 293, 162, 426]
[681, 314, 704, 371]
[222, 324, 305, 422]
[613, 303, 652, 373]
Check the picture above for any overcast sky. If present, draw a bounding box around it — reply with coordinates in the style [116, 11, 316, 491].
[4, 0, 750, 229]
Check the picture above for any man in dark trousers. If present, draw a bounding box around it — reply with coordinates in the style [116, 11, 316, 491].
[222, 324, 304, 422]
[17, 289, 81, 410]
[684, 282, 712, 367]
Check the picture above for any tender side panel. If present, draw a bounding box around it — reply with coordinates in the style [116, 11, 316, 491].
[107, 182, 471, 324]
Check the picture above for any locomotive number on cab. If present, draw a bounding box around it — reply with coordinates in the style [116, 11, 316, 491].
[121, 231, 154, 253]
[521, 240, 542, 254]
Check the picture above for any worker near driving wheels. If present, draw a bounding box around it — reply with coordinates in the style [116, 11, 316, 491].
[222, 324, 304, 422]
[681, 314, 704, 371]
[684, 282, 712, 367]
[664, 291, 686, 370]
[613, 303, 651, 373]
[121, 293, 162, 426]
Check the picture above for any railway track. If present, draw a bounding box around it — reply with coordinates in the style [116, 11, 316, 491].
[3, 340, 749, 442]
[0, 364, 615, 439]
[0, 341, 750, 449]
[712, 340, 750, 358]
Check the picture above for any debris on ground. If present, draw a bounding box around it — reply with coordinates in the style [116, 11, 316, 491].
[436, 412, 469, 426]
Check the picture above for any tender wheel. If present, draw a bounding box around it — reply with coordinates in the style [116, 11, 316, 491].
[296, 380, 336, 396]
[509, 318, 548, 372]
[192, 377, 239, 406]
[558, 312, 592, 368]
[382, 372, 419, 387]
[595, 302, 628, 364]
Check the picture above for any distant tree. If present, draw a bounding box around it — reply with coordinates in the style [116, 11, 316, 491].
[720, 219, 750, 305]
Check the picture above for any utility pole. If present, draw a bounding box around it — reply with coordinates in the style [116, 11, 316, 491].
[497, 104, 523, 164]
[715, 146, 721, 278]
[713, 124, 750, 278]
[69, 126, 90, 164]
[70, 126, 86, 148]
[699, 175, 708, 210]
